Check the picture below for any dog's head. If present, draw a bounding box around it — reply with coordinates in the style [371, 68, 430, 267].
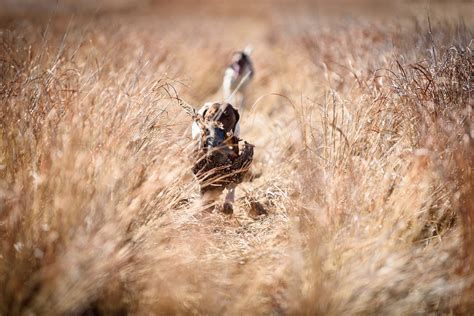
[199, 102, 240, 162]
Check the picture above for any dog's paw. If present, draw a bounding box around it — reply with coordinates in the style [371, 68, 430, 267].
[222, 202, 234, 215]
[248, 201, 267, 219]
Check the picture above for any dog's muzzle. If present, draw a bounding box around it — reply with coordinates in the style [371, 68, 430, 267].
[205, 126, 225, 148]
[205, 126, 229, 164]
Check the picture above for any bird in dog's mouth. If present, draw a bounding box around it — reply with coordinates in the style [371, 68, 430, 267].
[202, 121, 236, 165]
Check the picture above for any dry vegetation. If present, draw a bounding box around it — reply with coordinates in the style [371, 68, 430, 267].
[0, 1, 473, 314]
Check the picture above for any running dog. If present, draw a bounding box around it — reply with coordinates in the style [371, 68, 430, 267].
[192, 102, 252, 214]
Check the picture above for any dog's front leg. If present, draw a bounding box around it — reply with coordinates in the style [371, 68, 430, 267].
[200, 188, 221, 212]
[222, 187, 236, 214]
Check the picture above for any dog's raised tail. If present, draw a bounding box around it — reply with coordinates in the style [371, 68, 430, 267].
[243, 45, 253, 56]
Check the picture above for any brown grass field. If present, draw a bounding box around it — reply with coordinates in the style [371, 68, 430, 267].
[0, 0, 473, 314]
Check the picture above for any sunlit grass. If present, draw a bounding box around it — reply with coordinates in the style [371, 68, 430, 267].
[0, 2, 473, 314]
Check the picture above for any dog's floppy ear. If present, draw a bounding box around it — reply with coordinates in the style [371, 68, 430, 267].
[198, 102, 213, 120]
[231, 106, 240, 132]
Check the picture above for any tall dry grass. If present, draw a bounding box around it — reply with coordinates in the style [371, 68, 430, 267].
[0, 2, 473, 315]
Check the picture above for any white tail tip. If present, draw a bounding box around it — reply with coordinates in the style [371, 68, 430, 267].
[243, 45, 253, 55]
